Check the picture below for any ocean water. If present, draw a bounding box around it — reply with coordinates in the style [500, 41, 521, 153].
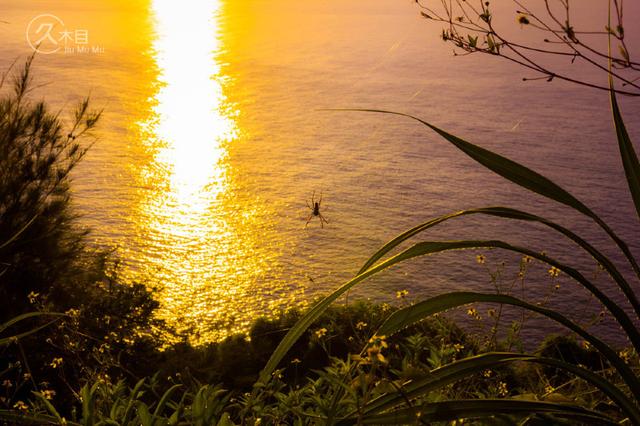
[1, 0, 639, 344]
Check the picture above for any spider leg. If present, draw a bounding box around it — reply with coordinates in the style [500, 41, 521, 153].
[306, 200, 311, 210]
[305, 214, 313, 227]
[319, 213, 329, 225]
[311, 190, 316, 205]
[319, 191, 323, 206]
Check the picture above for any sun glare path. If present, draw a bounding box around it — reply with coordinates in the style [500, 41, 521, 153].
[134, 0, 249, 342]
[151, 0, 236, 197]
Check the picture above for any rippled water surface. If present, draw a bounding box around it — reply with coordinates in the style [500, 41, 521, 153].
[2, 0, 639, 343]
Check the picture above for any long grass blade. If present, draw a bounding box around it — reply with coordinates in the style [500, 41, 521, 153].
[0, 213, 39, 250]
[123, 378, 146, 424]
[81, 382, 100, 426]
[0, 321, 61, 346]
[343, 399, 617, 425]
[0, 410, 81, 425]
[0, 312, 64, 334]
[332, 108, 640, 279]
[357, 352, 640, 423]
[607, 13, 640, 222]
[377, 292, 640, 401]
[153, 384, 181, 418]
[385, 239, 640, 355]
[257, 238, 640, 389]
[610, 84, 640, 221]
[255, 250, 408, 386]
[0, 312, 65, 346]
[32, 391, 62, 422]
[356, 206, 640, 320]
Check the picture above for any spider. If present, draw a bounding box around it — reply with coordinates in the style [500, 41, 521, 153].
[305, 191, 329, 228]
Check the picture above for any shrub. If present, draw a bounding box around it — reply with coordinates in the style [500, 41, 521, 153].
[0, 57, 164, 415]
[0, 55, 100, 321]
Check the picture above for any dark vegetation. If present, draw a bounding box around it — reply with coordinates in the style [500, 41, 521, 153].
[0, 56, 163, 414]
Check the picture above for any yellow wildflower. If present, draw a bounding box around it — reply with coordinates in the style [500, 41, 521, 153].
[466, 307, 481, 320]
[65, 308, 80, 318]
[13, 400, 28, 412]
[619, 349, 631, 362]
[548, 266, 560, 278]
[50, 357, 63, 369]
[42, 389, 56, 400]
[314, 328, 327, 339]
[368, 334, 388, 348]
[27, 291, 39, 304]
[366, 335, 389, 364]
[396, 290, 409, 299]
[366, 345, 386, 364]
[497, 381, 508, 396]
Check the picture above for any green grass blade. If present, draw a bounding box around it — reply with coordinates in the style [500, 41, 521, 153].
[255, 251, 410, 386]
[378, 239, 640, 356]
[377, 291, 640, 401]
[610, 85, 640, 221]
[0, 410, 81, 425]
[336, 109, 591, 212]
[335, 108, 640, 279]
[32, 391, 62, 422]
[136, 402, 153, 426]
[356, 206, 640, 320]
[0, 312, 64, 334]
[360, 353, 531, 416]
[123, 378, 146, 424]
[0, 317, 64, 346]
[346, 399, 617, 425]
[358, 352, 640, 423]
[153, 384, 181, 418]
[0, 213, 39, 250]
[81, 382, 99, 426]
[257, 237, 640, 389]
[216, 412, 235, 426]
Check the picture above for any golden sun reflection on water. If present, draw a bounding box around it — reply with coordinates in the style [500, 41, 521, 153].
[129, 0, 296, 344]
[150, 0, 235, 195]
